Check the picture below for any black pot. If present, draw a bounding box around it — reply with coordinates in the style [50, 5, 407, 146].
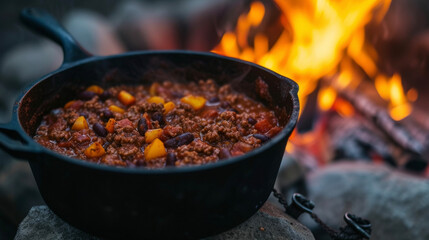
[0, 8, 299, 239]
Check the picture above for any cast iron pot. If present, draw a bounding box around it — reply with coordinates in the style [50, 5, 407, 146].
[0, 8, 299, 239]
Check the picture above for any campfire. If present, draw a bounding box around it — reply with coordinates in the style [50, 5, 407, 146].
[212, 0, 429, 175]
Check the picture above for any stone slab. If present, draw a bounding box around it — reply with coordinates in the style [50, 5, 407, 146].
[307, 162, 429, 240]
[15, 202, 314, 240]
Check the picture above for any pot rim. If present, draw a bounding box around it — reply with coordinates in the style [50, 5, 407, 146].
[14, 50, 299, 175]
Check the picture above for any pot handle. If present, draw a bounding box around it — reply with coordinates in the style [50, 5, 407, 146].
[20, 8, 92, 65]
[0, 122, 42, 160]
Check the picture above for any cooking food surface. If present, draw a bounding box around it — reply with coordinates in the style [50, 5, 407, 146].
[33, 79, 283, 168]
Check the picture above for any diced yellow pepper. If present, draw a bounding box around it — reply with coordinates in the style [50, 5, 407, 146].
[149, 82, 160, 96]
[71, 116, 89, 130]
[145, 129, 163, 143]
[86, 85, 104, 94]
[105, 118, 116, 133]
[109, 105, 125, 113]
[180, 95, 206, 110]
[144, 138, 167, 161]
[118, 90, 136, 106]
[84, 142, 105, 158]
[147, 96, 165, 104]
[163, 101, 175, 114]
[64, 100, 76, 109]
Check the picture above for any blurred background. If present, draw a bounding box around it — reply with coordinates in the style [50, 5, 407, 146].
[1, 0, 429, 239]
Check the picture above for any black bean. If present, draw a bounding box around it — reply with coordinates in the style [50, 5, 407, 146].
[176, 133, 195, 146]
[151, 112, 164, 126]
[136, 159, 147, 167]
[227, 108, 239, 113]
[171, 91, 184, 98]
[93, 123, 108, 137]
[164, 133, 194, 148]
[218, 148, 232, 160]
[103, 142, 110, 149]
[164, 139, 176, 148]
[78, 91, 97, 100]
[101, 109, 114, 121]
[253, 134, 270, 143]
[248, 117, 257, 125]
[220, 101, 231, 108]
[138, 118, 148, 136]
[99, 91, 111, 101]
[79, 112, 89, 119]
[208, 96, 220, 103]
[166, 152, 177, 166]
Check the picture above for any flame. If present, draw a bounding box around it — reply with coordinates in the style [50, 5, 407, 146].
[212, 0, 415, 154]
[374, 73, 414, 120]
[318, 87, 337, 111]
[333, 98, 355, 117]
[388, 74, 412, 121]
[407, 88, 418, 102]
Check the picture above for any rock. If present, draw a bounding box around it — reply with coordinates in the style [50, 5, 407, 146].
[0, 84, 15, 122]
[15, 203, 314, 240]
[14, 206, 97, 240]
[110, 0, 235, 51]
[275, 154, 307, 197]
[307, 162, 429, 240]
[0, 40, 62, 86]
[111, 1, 180, 50]
[0, 9, 125, 89]
[63, 10, 125, 56]
[175, 0, 236, 51]
[0, 159, 44, 226]
[207, 202, 315, 240]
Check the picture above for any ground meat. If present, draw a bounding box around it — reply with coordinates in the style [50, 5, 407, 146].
[101, 153, 126, 167]
[48, 118, 69, 141]
[162, 125, 183, 139]
[138, 102, 163, 113]
[176, 140, 219, 166]
[203, 130, 221, 143]
[71, 131, 91, 144]
[117, 144, 139, 160]
[33, 79, 284, 168]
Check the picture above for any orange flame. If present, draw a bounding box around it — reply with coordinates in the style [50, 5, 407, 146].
[213, 0, 416, 153]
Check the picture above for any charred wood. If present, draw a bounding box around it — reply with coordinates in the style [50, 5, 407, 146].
[336, 88, 429, 160]
[327, 112, 428, 173]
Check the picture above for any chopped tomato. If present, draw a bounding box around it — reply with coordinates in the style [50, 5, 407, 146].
[254, 119, 273, 133]
[117, 118, 133, 128]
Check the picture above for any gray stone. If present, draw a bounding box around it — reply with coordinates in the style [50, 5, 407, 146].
[14, 206, 97, 240]
[63, 10, 125, 56]
[110, 0, 235, 51]
[0, 83, 15, 122]
[110, 1, 180, 50]
[0, 159, 44, 225]
[0, 40, 62, 86]
[307, 162, 429, 240]
[0, 9, 125, 88]
[207, 203, 315, 240]
[15, 203, 314, 240]
[275, 154, 307, 194]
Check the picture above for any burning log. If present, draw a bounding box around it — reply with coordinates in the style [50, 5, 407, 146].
[335, 87, 429, 163]
[326, 110, 429, 172]
[328, 114, 397, 165]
